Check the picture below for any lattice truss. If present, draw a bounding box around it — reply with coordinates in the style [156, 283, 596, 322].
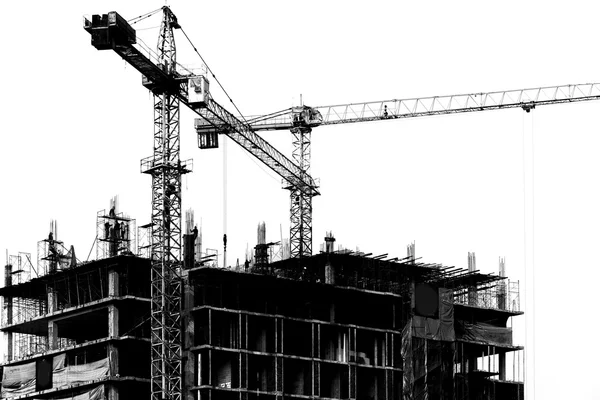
[138, 8, 189, 400]
[138, 224, 152, 258]
[288, 127, 315, 258]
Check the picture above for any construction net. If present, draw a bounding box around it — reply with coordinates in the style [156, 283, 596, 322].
[402, 288, 456, 400]
[52, 354, 109, 388]
[455, 321, 513, 346]
[1, 359, 36, 397]
[1, 353, 108, 398]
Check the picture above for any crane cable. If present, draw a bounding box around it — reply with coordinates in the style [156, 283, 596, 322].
[128, 8, 163, 25]
[130, 11, 249, 125]
[179, 27, 249, 125]
[179, 25, 266, 269]
[223, 136, 228, 268]
[522, 110, 535, 399]
[177, 25, 286, 185]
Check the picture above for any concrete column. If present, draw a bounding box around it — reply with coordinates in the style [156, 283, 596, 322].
[47, 288, 57, 313]
[107, 383, 118, 400]
[5, 263, 13, 361]
[5, 332, 13, 362]
[325, 233, 335, 285]
[325, 264, 335, 284]
[107, 304, 119, 397]
[108, 341, 119, 376]
[108, 268, 119, 297]
[182, 270, 196, 400]
[48, 321, 58, 350]
[108, 305, 119, 337]
[107, 266, 120, 393]
[499, 352, 506, 380]
[467, 252, 477, 306]
[467, 353, 477, 373]
[329, 303, 335, 323]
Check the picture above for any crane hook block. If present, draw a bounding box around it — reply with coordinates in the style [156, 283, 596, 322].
[194, 118, 220, 149]
[84, 12, 136, 50]
[188, 76, 210, 107]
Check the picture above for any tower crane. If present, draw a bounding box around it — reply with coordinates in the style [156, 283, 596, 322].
[84, 7, 317, 400]
[84, 7, 600, 400]
[196, 83, 600, 258]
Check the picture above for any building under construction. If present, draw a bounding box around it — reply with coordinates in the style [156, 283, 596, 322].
[11, 4, 600, 399]
[0, 214, 524, 400]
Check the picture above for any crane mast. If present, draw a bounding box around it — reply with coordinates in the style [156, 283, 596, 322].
[288, 124, 313, 257]
[85, 7, 190, 400]
[84, 10, 320, 398]
[142, 8, 186, 400]
[193, 101, 320, 259]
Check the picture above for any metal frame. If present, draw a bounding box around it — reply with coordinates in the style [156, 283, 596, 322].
[138, 7, 189, 400]
[193, 101, 319, 197]
[288, 127, 314, 258]
[243, 83, 600, 130]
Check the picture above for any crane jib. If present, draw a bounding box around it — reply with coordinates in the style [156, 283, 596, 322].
[83, 10, 319, 198]
[234, 85, 600, 132]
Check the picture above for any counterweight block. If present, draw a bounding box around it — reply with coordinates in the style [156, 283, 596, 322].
[84, 12, 136, 50]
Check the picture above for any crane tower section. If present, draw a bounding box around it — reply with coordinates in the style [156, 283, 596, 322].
[285, 106, 322, 257]
[141, 8, 188, 400]
[85, 8, 190, 400]
[288, 125, 313, 258]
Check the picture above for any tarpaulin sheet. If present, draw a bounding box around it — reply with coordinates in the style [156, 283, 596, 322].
[439, 288, 455, 342]
[33, 385, 104, 400]
[441, 342, 455, 399]
[413, 337, 426, 381]
[1, 360, 36, 397]
[53, 353, 66, 370]
[404, 288, 457, 400]
[426, 340, 442, 374]
[53, 358, 109, 388]
[410, 288, 455, 342]
[456, 321, 512, 346]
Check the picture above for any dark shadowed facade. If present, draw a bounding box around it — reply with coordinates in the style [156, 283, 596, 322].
[0, 248, 523, 400]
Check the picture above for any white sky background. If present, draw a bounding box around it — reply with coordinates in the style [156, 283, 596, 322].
[1, 1, 599, 398]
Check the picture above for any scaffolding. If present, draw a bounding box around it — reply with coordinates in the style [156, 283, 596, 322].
[96, 198, 136, 259]
[7, 252, 36, 285]
[138, 223, 152, 258]
[3, 253, 49, 362]
[2, 295, 47, 327]
[37, 221, 77, 276]
[269, 238, 290, 263]
[453, 279, 520, 312]
[2, 255, 151, 363]
[12, 332, 48, 361]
